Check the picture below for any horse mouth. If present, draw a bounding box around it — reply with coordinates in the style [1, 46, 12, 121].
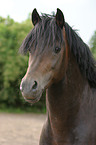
[24, 96, 41, 104]
[23, 89, 43, 104]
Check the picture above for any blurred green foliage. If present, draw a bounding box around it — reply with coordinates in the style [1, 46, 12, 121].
[0, 16, 46, 112]
[90, 31, 96, 59]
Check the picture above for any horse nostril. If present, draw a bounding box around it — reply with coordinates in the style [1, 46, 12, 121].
[32, 81, 38, 91]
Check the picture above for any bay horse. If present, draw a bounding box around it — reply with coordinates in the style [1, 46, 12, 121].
[20, 8, 96, 145]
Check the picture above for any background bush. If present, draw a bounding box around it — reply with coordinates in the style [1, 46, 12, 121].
[89, 31, 96, 59]
[0, 16, 46, 112]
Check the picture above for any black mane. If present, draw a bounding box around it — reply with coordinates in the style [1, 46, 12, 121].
[19, 14, 96, 88]
[65, 23, 96, 88]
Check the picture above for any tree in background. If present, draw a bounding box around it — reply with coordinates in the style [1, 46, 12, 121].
[0, 16, 45, 111]
[90, 31, 96, 59]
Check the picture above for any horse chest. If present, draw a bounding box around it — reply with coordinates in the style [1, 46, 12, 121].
[73, 123, 96, 145]
[73, 106, 96, 144]
[40, 120, 96, 145]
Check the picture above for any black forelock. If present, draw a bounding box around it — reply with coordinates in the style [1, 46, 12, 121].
[19, 14, 64, 55]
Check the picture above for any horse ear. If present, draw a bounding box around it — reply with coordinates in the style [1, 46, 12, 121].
[55, 8, 65, 29]
[32, 8, 41, 26]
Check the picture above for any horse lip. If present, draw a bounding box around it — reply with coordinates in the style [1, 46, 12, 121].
[23, 89, 44, 104]
[24, 96, 41, 104]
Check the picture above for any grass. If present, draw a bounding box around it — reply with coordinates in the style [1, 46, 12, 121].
[0, 106, 46, 114]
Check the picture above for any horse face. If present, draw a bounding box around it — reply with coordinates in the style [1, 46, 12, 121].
[20, 9, 67, 104]
[20, 42, 66, 103]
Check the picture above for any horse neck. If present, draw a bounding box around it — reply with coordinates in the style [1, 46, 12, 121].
[46, 52, 87, 141]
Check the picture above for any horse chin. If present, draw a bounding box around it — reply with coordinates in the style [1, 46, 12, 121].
[24, 90, 43, 104]
[25, 96, 41, 104]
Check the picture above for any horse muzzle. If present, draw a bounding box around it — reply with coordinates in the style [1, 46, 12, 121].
[20, 78, 43, 104]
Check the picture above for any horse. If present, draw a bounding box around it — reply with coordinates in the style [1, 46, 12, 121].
[20, 8, 96, 145]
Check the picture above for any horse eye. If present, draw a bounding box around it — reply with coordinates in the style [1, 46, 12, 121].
[54, 47, 61, 54]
